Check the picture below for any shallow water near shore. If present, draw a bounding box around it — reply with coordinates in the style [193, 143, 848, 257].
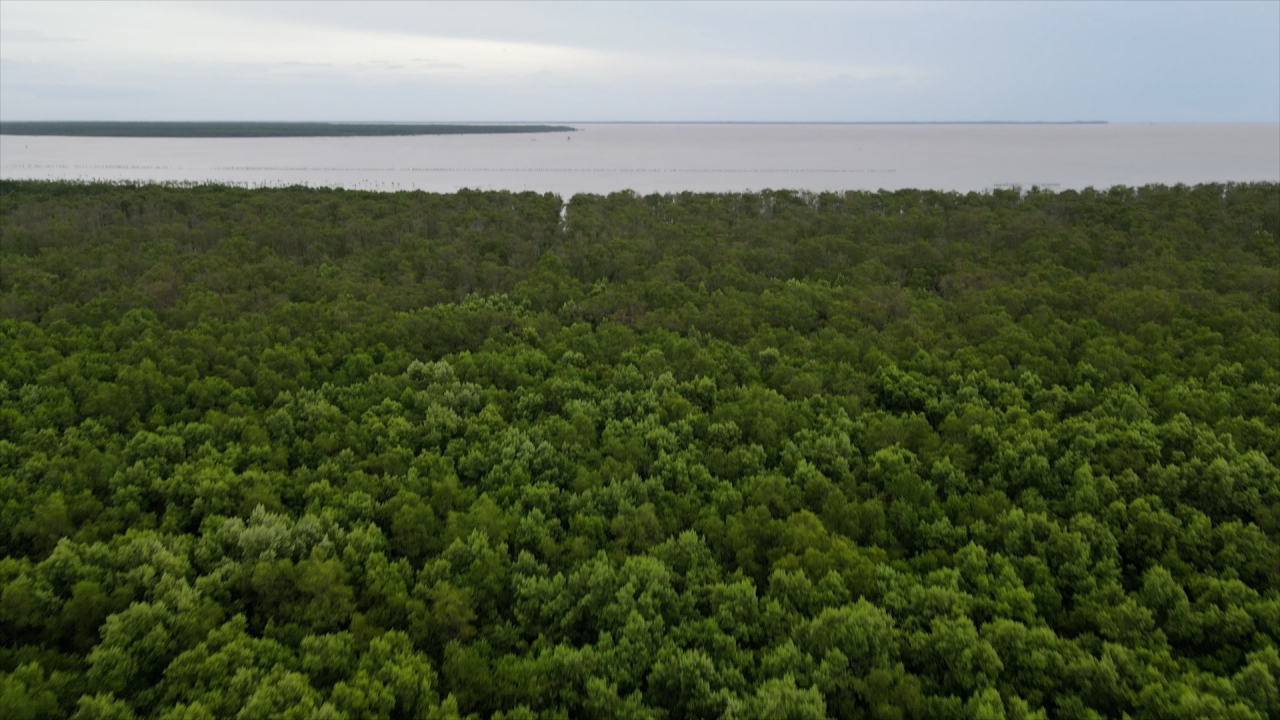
[3, 123, 1277, 195]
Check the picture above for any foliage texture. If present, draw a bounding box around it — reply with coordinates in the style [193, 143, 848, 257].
[1, 180, 1278, 718]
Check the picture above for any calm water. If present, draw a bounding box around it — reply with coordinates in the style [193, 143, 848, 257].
[2, 123, 1276, 195]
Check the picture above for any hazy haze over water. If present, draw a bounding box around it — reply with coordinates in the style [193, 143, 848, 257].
[2, 123, 1276, 195]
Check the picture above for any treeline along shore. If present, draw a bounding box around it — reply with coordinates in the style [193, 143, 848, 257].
[0, 122, 578, 138]
[0, 180, 1277, 718]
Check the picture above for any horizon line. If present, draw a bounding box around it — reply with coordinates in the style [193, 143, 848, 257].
[10, 119, 1280, 126]
[4, 119, 1116, 125]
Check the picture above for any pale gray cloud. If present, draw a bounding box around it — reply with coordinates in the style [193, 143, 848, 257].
[0, 0, 1276, 122]
[0, 27, 82, 43]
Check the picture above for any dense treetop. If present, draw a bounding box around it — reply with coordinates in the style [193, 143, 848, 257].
[1, 180, 1277, 718]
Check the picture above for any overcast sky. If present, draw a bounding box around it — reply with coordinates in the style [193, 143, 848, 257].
[1, 0, 1277, 123]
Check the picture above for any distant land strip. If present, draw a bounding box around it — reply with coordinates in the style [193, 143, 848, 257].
[0, 122, 578, 137]
[559, 120, 1110, 125]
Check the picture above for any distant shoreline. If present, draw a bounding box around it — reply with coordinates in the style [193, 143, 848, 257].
[0, 122, 579, 138]
[536, 121, 1112, 125]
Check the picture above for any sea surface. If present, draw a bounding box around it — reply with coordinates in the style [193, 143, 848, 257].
[2, 123, 1277, 196]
